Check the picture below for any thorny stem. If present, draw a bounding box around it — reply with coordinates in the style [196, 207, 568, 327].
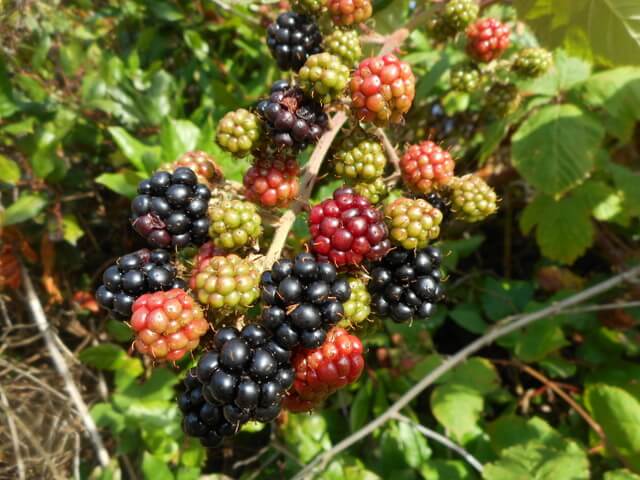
[291, 265, 640, 479]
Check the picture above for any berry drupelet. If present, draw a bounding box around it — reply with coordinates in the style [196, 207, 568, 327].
[309, 186, 391, 267]
[368, 247, 444, 323]
[260, 252, 352, 349]
[131, 167, 211, 248]
[96, 249, 186, 319]
[267, 12, 323, 71]
[256, 80, 329, 151]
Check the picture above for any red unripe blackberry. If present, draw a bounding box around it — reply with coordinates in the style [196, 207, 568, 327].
[160, 151, 224, 187]
[328, 0, 372, 26]
[350, 54, 416, 126]
[400, 140, 455, 194]
[283, 327, 365, 412]
[266, 12, 323, 71]
[466, 18, 510, 63]
[308, 186, 391, 267]
[130, 288, 208, 362]
[255, 80, 329, 151]
[243, 154, 300, 208]
[96, 249, 186, 320]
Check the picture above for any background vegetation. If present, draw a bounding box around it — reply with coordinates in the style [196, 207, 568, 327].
[1, 0, 639, 479]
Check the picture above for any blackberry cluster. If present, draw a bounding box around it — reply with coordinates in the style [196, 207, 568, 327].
[292, 0, 325, 16]
[309, 186, 391, 267]
[449, 173, 498, 222]
[442, 0, 479, 33]
[256, 80, 329, 150]
[178, 368, 244, 448]
[328, 0, 372, 26]
[95, 249, 186, 319]
[368, 248, 444, 323]
[266, 12, 323, 71]
[131, 168, 211, 248]
[243, 154, 300, 208]
[260, 253, 351, 349]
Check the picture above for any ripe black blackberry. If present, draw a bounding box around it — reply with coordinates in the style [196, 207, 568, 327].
[255, 80, 329, 150]
[178, 369, 245, 448]
[131, 167, 211, 248]
[95, 249, 186, 319]
[260, 252, 351, 349]
[368, 247, 444, 323]
[267, 12, 323, 71]
[179, 325, 295, 446]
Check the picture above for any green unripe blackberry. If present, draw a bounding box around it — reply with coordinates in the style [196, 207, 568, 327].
[442, 0, 479, 32]
[512, 48, 552, 78]
[353, 178, 389, 204]
[298, 53, 350, 104]
[427, 14, 457, 42]
[450, 64, 481, 92]
[193, 254, 260, 316]
[484, 83, 521, 117]
[331, 131, 387, 181]
[292, 0, 325, 16]
[216, 109, 262, 157]
[384, 197, 443, 250]
[322, 28, 362, 67]
[208, 199, 262, 250]
[339, 277, 371, 327]
[449, 174, 498, 222]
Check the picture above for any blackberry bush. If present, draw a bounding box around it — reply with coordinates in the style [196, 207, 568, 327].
[256, 80, 329, 150]
[368, 247, 444, 323]
[96, 249, 186, 319]
[308, 186, 391, 267]
[131, 167, 211, 248]
[266, 12, 323, 71]
[260, 252, 352, 349]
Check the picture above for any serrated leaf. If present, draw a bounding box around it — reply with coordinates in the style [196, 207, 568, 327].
[108, 127, 161, 173]
[512, 104, 604, 195]
[62, 214, 84, 245]
[431, 384, 483, 442]
[91, 402, 126, 432]
[142, 453, 173, 480]
[520, 181, 610, 263]
[95, 170, 146, 199]
[420, 459, 474, 480]
[481, 277, 534, 321]
[79, 344, 143, 378]
[488, 416, 565, 454]
[160, 118, 201, 163]
[449, 303, 489, 334]
[519, 50, 592, 96]
[1, 194, 47, 226]
[350, 378, 372, 431]
[605, 470, 640, 480]
[0, 154, 20, 184]
[584, 384, 640, 469]
[514, 318, 567, 362]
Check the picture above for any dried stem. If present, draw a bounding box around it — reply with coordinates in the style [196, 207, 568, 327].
[291, 265, 640, 479]
[21, 264, 111, 468]
[376, 128, 401, 176]
[0, 385, 26, 480]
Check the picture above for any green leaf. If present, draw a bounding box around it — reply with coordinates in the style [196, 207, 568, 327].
[350, 378, 372, 431]
[142, 453, 174, 480]
[602, 160, 640, 219]
[95, 170, 146, 199]
[449, 303, 489, 334]
[79, 344, 143, 378]
[1, 194, 47, 226]
[481, 277, 534, 321]
[605, 470, 640, 480]
[440, 357, 501, 395]
[520, 181, 610, 263]
[0, 154, 20, 184]
[512, 104, 604, 195]
[108, 127, 161, 173]
[283, 413, 332, 463]
[0, 62, 18, 118]
[519, 50, 591, 96]
[431, 384, 483, 442]
[585, 384, 640, 469]
[183, 30, 209, 61]
[91, 402, 126, 432]
[160, 118, 201, 163]
[440, 235, 485, 271]
[420, 460, 474, 480]
[61, 214, 84, 245]
[387, 421, 432, 470]
[514, 317, 567, 362]
[488, 416, 565, 454]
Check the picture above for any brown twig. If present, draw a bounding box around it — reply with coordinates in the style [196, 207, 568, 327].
[0, 385, 26, 480]
[376, 128, 401, 176]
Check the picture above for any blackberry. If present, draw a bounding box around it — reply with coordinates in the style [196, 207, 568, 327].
[450, 64, 481, 92]
[442, 0, 479, 33]
[385, 197, 443, 249]
[260, 252, 352, 349]
[368, 247, 444, 323]
[208, 199, 262, 250]
[466, 18, 511, 63]
[159, 151, 224, 187]
[330, 130, 387, 182]
[449, 174, 498, 222]
[266, 12, 323, 71]
[292, 0, 325, 16]
[425, 192, 451, 220]
[216, 109, 262, 157]
[95, 249, 186, 319]
[339, 277, 371, 327]
[193, 254, 261, 317]
[353, 178, 388, 204]
[400, 140, 455, 194]
[243, 154, 300, 208]
[328, 0, 372, 26]
[484, 82, 521, 117]
[178, 369, 244, 447]
[427, 14, 457, 42]
[322, 28, 362, 67]
[298, 53, 350, 104]
[512, 48, 552, 78]
[131, 168, 211, 248]
[131, 288, 208, 362]
[309, 186, 391, 267]
[255, 80, 329, 151]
